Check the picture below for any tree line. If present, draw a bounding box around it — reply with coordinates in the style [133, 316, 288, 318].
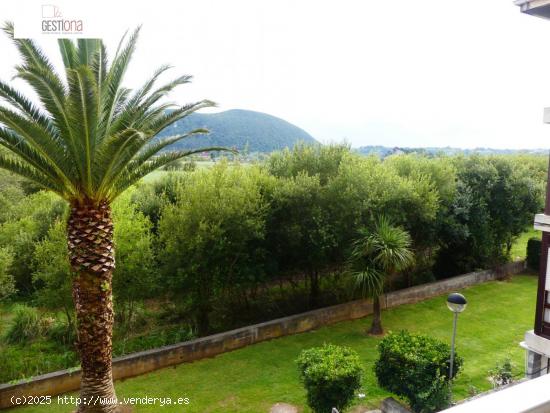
[0, 144, 545, 335]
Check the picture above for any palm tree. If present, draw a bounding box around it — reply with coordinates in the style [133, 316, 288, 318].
[0, 23, 230, 412]
[349, 216, 414, 335]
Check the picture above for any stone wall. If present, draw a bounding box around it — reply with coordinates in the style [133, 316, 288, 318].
[0, 260, 526, 409]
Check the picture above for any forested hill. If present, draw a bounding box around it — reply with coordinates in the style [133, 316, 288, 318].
[158, 109, 318, 152]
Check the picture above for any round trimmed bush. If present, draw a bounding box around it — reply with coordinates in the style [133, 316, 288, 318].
[375, 330, 462, 413]
[296, 344, 362, 413]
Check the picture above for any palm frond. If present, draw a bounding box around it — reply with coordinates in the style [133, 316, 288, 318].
[58, 39, 77, 69]
[101, 27, 140, 136]
[352, 266, 384, 298]
[77, 39, 100, 67]
[108, 147, 232, 200]
[0, 153, 64, 195]
[348, 216, 414, 297]
[0, 22, 231, 205]
[66, 66, 99, 195]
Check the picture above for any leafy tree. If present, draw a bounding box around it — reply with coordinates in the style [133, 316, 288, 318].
[488, 157, 542, 256]
[0, 247, 16, 301]
[131, 172, 187, 232]
[435, 156, 541, 276]
[111, 192, 157, 325]
[265, 173, 337, 306]
[0, 169, 26, 224]
[33, 220, 73, 327]
[265, 144, 354, 303]
[383, 154, 457, 285]
[0, 191, 66, 294]
[327, 154, 439, 258]
[348, 216, 414, 334]
[267, 142, 349, 185]
[0, 24, 226, 411]
[158, 163, 267, 334]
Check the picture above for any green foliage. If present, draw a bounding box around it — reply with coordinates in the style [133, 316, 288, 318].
[265, 172, 337, 305]
[158, 162, 268, 334]
[435, 155, 542, 276]
[267, 142, 348, 184]
[112, 191, 157, 324]
[527, 237, 542, 271]
[47, 319, 77, 348]
[349, 217, 414, 298]
[0, 340, 78, 383]
[327, 153, 439, 254]
[32, 220, 73, 325]
[4, 304, 49, 344]
[0, 169, 26, 224]
[31, 193, 159, 328]
[297, 344, 362, 413]
[488, 358, 515, 388]
[0, 24, 224, 204]
[0, 191, 66, 295]
[375, 330, 462, 413]
[0, 247, 16, 300]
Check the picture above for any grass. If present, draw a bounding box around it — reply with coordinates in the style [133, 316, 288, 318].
[10, 274, 536, 413]
[510, 227, 539, 261]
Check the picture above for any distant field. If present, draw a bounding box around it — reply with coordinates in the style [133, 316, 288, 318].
[141, 161, 254, 182]
[141, 161, 216, 182]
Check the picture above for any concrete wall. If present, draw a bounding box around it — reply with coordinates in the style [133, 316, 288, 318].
[0, 260, 526, 409]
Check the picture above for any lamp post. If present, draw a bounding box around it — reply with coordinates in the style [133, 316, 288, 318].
[447, 293, 467, 381]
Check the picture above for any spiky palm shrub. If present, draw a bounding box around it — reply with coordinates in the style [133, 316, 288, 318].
[349, 216, 414, 335]
[0, 23, 227, 412]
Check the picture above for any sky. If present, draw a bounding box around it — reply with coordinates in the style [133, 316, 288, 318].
[2, 0, 550, 149]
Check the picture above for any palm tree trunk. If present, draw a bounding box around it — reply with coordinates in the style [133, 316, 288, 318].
[369, 295, 384, 335]
[68, 202, 119, 413]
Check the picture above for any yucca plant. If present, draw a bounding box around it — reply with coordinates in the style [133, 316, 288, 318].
[348, 216, 414, 335]
[0, 23, 229, 412]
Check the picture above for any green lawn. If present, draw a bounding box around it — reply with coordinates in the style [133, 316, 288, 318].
[11, 275, 536, 413]
[510, 228, 539, 261]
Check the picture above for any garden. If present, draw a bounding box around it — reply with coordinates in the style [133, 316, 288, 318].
[0, 29, 547, 413]
[7, 275, 536, 412]
[1, 146, 545, 384]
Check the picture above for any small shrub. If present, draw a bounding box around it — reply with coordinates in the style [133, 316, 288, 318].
[467, 385, 480, 397]
[488, 359, 514, 388]
[527, 238, 541, 270]
[375, 330, 462, 413]
[47, 320, 76, 348]
[4, 305, 48, 344]
[296, 344, 362, 413]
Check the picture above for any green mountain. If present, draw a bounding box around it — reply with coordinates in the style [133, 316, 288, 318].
[158, 109, 317, 152]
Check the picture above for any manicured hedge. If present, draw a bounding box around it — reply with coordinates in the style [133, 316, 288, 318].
[527, 237, 542, 271]
[375, 330, 462, 413]
[297, 344, 362, 413]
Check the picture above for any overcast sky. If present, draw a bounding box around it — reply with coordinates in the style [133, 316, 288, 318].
[2, 0, 550, 149]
